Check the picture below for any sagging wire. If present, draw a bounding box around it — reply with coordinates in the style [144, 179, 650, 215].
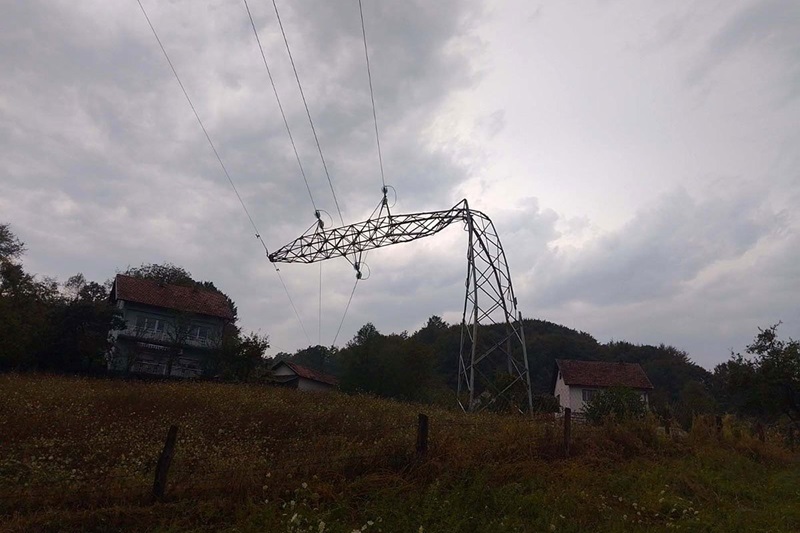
[332, 276, 359, 346]
[272, 0, 345, 227]
[242, 0, 318, 216]
[136, 0, 311, 345]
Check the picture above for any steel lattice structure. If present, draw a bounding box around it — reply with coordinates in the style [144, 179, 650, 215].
[269, 199, 533, 412]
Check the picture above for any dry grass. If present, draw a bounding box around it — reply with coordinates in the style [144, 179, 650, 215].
[1, 374, 798, 532]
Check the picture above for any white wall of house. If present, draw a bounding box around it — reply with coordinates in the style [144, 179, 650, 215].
[570, 386, 588, 412]
[553, 372, 572, 410]
[117, 301, 223, 349]
[272, 364, 295, 377]
[109, 300, 224, 378]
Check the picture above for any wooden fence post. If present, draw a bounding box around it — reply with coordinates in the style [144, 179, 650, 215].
[756, 422, 765, 443]
[789, 426, 795, 451]
[665, 417, 671, 437]
[416, 414, 429, 456]
[564, 408, 572, 457]
[715, 415, 723, 439]
[152, 425, 178, 502]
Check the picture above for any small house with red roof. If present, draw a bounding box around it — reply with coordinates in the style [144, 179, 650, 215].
[271, 361, 338, 392]
[553, 359, 654, 413]
[108, 274, 235, 378]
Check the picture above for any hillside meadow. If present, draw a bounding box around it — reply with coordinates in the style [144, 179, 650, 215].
[1, 374, 798, 532]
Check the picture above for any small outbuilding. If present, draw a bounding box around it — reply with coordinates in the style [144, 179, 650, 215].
[271, 361, 338, 392]
[552, 359, 653, 413]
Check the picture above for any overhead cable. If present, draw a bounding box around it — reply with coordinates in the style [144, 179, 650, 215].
[136, 0, 311, 345]
[332, 278, 359, 346]
[271, 0, 345, 226]
[358, 0, 386, 190]
[242, 0, 318, 215]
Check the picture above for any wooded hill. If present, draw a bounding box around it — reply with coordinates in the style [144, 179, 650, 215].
[277, 316, 714, 424]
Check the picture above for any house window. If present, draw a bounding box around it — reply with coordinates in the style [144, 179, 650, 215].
[582, 389, 599, 402]
[136, 316, 164, 334]
[188, 325, 210, 340]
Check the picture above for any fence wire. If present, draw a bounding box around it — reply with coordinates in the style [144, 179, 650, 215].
[2, 413, 797, 516]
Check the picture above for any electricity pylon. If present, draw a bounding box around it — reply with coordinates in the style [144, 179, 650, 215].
[269, 199, 533, 412]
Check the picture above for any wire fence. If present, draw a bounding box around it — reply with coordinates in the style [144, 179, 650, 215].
[2, 411, 797, 515]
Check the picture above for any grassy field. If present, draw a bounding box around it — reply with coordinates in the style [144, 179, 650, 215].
[1, 374, 798, 532]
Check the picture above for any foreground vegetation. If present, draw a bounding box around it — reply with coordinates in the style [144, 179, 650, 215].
[2, 374, 798, 532]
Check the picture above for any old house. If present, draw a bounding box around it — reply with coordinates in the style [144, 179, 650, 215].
[271, 361, 338, 391]
[108, 274, 235, 378]
[552, 359, 654, 413]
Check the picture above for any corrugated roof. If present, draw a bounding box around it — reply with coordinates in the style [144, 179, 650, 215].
[556, 359, 653, 389]
[273, 361, 338, 386]
[113, 274, 234, 320]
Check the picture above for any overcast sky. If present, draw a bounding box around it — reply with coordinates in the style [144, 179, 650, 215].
[2, 0, 798, 369]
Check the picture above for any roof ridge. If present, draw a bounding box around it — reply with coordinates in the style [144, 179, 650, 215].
[556, 358, 653, 390]
[113, 274, 234, 320]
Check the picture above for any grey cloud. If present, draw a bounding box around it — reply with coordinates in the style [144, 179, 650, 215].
[532, 186, 783, 307]
[539, 223, 800, 367]
[0, 0, 487, 352]
[4, 0, 798, 364]
[688, 0, 800, 100]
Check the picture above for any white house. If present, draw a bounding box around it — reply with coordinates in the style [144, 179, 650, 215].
[108, 274, 235, 378]
[552, 359, 653, 413]
[271, 361, 338, 392]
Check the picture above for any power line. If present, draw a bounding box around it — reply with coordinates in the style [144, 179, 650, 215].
[242, 0, 318, 215]
[136, 0, 311, 345]
[276, 268, 312, 344]
[243, 0, 324, 347]
[136, 0, 258, 237]
[358, 0, 386, 190]
[271, 0, 345, 226]
[332, 278, 359, 346]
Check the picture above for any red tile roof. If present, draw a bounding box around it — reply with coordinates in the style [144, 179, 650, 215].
[556, 359, 653, 389]
[113, 274, 235, 320]
[274, 361, 338, 386]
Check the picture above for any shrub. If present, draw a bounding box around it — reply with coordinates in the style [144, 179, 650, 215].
[584, 387, 647, 424]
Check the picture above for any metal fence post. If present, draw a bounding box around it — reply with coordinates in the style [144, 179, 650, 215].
[564, 408, 572, 457]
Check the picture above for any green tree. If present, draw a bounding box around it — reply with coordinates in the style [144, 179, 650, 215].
[0, 223, 25, 261]
[413, 315, 449, 345]
[44, 276, 124, 373]
[224, 332, 271, 381]
[673, 380, 717, 429]
[339, 323, 435, 402]
[288, 345, 339, 374]
[0, 225, 62, 370]
[122, 263, 195, 287]
[715, 323, 799, 423]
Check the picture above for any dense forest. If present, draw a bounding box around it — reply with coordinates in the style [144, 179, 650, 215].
[2, 222, 797, 428]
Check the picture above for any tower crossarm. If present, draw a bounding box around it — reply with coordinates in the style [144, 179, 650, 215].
[268, 200, 473, 264]
[268, 198, 533, 413]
